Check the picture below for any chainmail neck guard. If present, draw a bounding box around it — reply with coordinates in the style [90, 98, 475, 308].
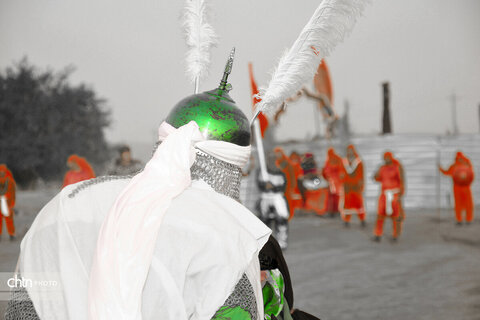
[190, 151, 242, 201]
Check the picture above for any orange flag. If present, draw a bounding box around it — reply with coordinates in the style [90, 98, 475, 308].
[313, 59, 334, 113]
[248, 63, 269, 138]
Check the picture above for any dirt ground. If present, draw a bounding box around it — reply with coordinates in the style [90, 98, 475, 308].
[1, 189, 479, 320]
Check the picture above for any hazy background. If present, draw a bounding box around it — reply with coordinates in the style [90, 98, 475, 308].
[2, 0, 480, 159]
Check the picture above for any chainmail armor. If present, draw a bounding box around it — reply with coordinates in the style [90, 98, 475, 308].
[4, 286, 39, 320]
[214, 273, 258, 320]
[68, 151, 242, 201]
[190, 151, 242, 201]
[67, 175, 133, 198]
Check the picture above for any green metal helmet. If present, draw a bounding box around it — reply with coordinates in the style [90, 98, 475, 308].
[165, 49, 251, 147]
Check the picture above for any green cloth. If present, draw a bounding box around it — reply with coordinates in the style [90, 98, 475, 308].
[263, 269, 287, 320]
[212, 306, 252, 320]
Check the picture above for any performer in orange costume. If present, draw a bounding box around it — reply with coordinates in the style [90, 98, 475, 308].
[289, 151, 304, 185]
[373, 152, 403, 242]
[0, 164, 16, 240]
[340, 145, 366, 227]
[273, 147, 302, 219]
[62, 154, 96, 188]
[439, 152, 474, 225]
[322, 148, 345, 217]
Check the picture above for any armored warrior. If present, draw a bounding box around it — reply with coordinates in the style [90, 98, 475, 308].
[6, 52, 271, 320]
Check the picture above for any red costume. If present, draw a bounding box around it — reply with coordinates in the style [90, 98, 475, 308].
[62, 155, 96, 188]
[274, 148, 302, 219]
[340, 145, 365, 223]
[374, 152, 403, 239]
[0, 164, 16, 236]
[440, 152, 474, 223]
[289, 152, 304, 184]
[322, 148, 345, 215]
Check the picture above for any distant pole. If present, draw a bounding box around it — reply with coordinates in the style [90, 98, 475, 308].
[382, 82, 392, 134]
[450, 92, 459, 135]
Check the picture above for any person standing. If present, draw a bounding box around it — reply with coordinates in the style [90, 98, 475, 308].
[108, 145, 144, 176]
[373, 152, 403, 242]
[322, 148, 345, 217]
[257, 152, 290, 250]
[439, 151, 474, 225]
[273, 147, 302, 220]
[0, 164, 16, 241]
[62, 154, 96, 188]
[340, 145, 366, 227]
[7, 54, 271, 319]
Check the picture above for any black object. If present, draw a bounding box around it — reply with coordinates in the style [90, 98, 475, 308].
[259, 236, 294, 308]
[292, 309, 321, 320]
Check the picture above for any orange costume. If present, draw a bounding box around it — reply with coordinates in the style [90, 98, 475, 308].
[62, 155, 96, 188]
[0, 164, 16, 237]
[322, 148, 345, 215]
[440, 152, 474, 223]
[289, 152, 304, 185]
[274, 148, 302, 219]
[340, 145, 366, 223]
[374, 152, 403, 239]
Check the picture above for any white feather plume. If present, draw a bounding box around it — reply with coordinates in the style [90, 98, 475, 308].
[183, 0, 218, 84]
[253, 0, 369, 120]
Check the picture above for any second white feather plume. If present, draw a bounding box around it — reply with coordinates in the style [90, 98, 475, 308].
[253, 0, 369, 120]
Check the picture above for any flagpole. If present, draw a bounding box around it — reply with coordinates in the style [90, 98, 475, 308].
[253, 119, 268, 181]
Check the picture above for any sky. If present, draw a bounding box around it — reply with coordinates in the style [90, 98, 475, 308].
[1, 0, 480, 150]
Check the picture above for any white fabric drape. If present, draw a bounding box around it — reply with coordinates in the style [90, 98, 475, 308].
[1, 195, 10, 217]
[384, 188, 400, 215]
[19, 121, 270, 320]
[88, 121, 203, 319]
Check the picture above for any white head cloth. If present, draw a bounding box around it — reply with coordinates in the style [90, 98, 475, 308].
[87, 121, 251, 319]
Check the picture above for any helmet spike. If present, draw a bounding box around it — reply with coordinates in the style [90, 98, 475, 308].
[219, 47, 235, 92]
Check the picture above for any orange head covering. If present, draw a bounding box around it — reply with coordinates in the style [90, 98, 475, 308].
[67, 154, 96, 178]
[326, 147, 341, 164]
[456, 151, 472, 166]
[347, 144, 359, 158]
[0, 164, 14, 181]
[290, 151, 301, 162]
[273, 147, 286, 157]
[384, 151, 393, 162]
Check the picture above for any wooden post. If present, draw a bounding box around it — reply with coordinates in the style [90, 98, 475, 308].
[382, 82, 392, 134]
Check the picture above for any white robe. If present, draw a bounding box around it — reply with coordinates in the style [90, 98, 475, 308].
[19, 178, 270, 320]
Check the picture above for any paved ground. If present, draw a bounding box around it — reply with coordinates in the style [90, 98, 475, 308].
[285, 212, 480, 320]
[1, 189, 479, 319]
